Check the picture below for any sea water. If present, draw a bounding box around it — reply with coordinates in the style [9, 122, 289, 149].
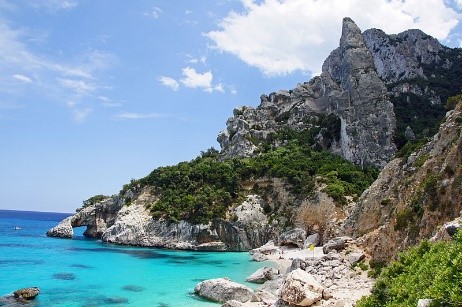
[0, 210, 267, 306]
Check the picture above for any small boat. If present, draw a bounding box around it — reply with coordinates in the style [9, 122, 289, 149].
[14, 226, 21, 230]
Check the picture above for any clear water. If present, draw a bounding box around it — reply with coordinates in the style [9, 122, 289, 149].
[0, 210, 266, 306]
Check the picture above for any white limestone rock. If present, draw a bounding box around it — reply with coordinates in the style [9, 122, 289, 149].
[194, 278, 258, 303]
[279, 269, 324, 306]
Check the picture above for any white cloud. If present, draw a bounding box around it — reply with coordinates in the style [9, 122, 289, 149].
[455, 0, 462, 8]
[158, 76, 180, 91]
[206, 0, 461, 76]
[185, 10, 193, 15]
[160, 67, 226, 93]
[27, 0, 78, 11]
[114, 112, 167, 120]
[144, 6, 163, 19]
[57, 78, 97, 96]
[0, 15, 116, 120]
[181, 67, 213, 91]
[13, 74, 32, 83]
[188, 55, 207, 64]
[98, 96, 121, 107]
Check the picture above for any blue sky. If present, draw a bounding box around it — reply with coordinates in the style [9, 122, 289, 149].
[1, 0, 462, 213]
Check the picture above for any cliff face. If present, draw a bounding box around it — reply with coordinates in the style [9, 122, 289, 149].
[344, 100, 462, 261]
[47, 18, 462, 253]
[218, 18, 396, 169]
[48, 190, 274, 251]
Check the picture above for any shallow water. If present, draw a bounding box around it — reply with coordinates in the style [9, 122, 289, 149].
[0, 210, 265, 306]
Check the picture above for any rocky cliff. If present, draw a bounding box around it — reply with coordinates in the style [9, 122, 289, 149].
[47, 18, 462, 254]
[48, 191, 273, 251]
[344, 98, 462, 261]
[218, 18, 462, 169]
[218, 18, 396, 169]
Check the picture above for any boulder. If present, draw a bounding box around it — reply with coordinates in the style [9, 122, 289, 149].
[13, 287, 40, 300]
[279, 269, 324, 306]
[322, 237, 352, 254]
[251, 252, 268, 262]
[246, 267, 279, 283]
[222, 300, 246, 307]
[279, 228, 306, 248]
[250, 240, 281, 255]
[304, 233, 320, 248]
[288, 258, 307, 273]
[347, 252, 365, 265]
[194, 278, 258, 303]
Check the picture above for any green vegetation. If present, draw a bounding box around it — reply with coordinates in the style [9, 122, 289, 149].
[82, 194, 109, 208]
[120, 139, 377, 224]
[358, 232, 462, 307]
[391, 47, 462, 150]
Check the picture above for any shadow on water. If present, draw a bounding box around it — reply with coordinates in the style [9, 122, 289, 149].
[67, 246, 198, 262]
[122, 285, 144, 292]
[82, 295, 129, 306]
[0, 259, 44, 266]
[52, 273, 76, 280]
[70, 264, 93, 269]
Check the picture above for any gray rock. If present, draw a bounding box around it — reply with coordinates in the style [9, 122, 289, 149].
[304, 233, 320, 247]
[13, 287, 40, 300]
[279, 269, 324, 306]
[279, 228, 306, 248]
[288, 258, 307, 273]
[246, 267, 279, 284]
[322, 237, 350, 254]
[347, 252, 365, 265]
[194, 278, 258, 303]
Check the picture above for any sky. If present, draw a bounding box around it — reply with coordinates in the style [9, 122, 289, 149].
[1, 0, 462, 213]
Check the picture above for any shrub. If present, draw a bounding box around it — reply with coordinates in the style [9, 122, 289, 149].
[358, 232, 462, 307]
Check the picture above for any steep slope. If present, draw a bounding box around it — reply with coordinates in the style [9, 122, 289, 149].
[47, 18, 462, 253]
[344, 99, 462, 262]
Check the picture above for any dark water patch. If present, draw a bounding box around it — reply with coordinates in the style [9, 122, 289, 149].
[105, 297, 129, 304]
[82, 295, 129, 306]
[157, 303, 170, 307]
[166, 259, 187, 264]
[67, 246, 198, 262]
[52, 272, 76, 280]
[122, 285, 144, 292]
[0, 243, 36, 248]
[70, 263, 93, 269]
[157, 291, 167, 296]
[0, 259, 44, 266]
[191, 278, 206, 282]
[0, 210, 71, 222]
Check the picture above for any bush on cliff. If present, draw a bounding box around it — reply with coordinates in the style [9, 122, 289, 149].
[357, 232, 462, 307]
[120, 142, 377, 224]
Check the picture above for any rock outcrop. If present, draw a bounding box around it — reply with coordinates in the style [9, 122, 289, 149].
[344, 100, 462, 261]
[48, 193, 273, 251]
[46, 216, 73, 238]
[218, 17, 397, 169]
[194, 278, 258, 303]
[13, 287, 40, 300]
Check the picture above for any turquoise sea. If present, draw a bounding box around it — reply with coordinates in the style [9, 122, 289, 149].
[0, 210, 266, 306]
